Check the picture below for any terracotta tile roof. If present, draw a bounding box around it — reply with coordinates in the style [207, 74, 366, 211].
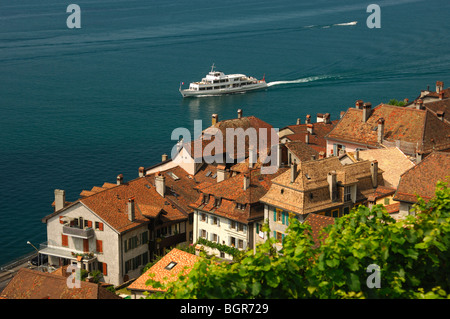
[394, 152, 450, 204]
[285, 141, 320, 162]
[349, 147, 415, 188]
[326, 104, 450, 154]
[127, 248, 200, 293]
[421, 98, 450, 125]
[304, 213, 335, 248]
[184, 115, 275, 160]
[260, 157, 383, 215]
[191, 167, 287, 223]
[367, 185, 397, 202]
[0, 268, 121, 299]
[385, 202, 400, 214]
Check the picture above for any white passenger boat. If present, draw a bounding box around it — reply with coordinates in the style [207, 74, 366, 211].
[179, 64, 267, 97]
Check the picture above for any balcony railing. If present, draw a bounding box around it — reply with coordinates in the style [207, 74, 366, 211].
[62, 225, 94, 239]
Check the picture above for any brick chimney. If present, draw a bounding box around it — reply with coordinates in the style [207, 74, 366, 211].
[139, 167, 145, 177]
[217, 165, 228, 182]
[377, 118, 385, 144]
[327, 171, 337, 202]
[290, 161, 297, 183]
[117, 174, 124, 185]
[237, 109, 243, 119]
[128, 197, 135, 222]
[362, 103, 372, 122]
[155, 172, 166, 197]
[436, 81, 444, 93]
[355, 100, 364, 109]
[370, 161, 378, 188]
[305, 114, 311, 124]
[212, 114, 219, 126]
[54, 189, 66, 212]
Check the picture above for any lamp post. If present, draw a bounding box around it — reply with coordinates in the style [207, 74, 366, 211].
[27, 241, 39, 269]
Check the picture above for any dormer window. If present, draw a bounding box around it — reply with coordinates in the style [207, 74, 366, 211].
[214, 197, 222, 207]
[202, 194, 210, 204]
[236, 203, 246, 210]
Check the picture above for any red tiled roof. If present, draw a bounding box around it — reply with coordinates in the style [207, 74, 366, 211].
[394, 152, 450, 203]
[127, 248, 200, 292]
[0, 268, 121, 299]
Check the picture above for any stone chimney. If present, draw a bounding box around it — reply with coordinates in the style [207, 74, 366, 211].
[305, 114, 311, 124]
[355, 149, 360, 161]
[54, 189, 66, 212]
[155, 172, 166, 197]
[307, 124, 314, 135]
[243, 174, 250, 191]
[237, 109, 243, 119]
[139, 167, 145, 177]
[370, 161, 378, 188]
[162, 154, 168, 162]
[436, 81, 444, 93]
[290, 161, 297, 183]
[117, 174, 124, 185]
[355, 100, 364, 109]
[377, 118, 385, 144]
[217, 165, 228, 183]
[128, 197, 135, 222]
[305, 132, 309, 144]
[319, 151, 325, 159]
[436, 110, 444, 121]
[362, 103, 372, 122]
[323, 113, 331, 124]
[296, 118, 301, 125]
[212, 114, 219, 126]
[327, 171, 337, 202]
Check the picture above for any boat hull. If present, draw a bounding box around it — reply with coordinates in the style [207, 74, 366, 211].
[180, 82, 268, 98]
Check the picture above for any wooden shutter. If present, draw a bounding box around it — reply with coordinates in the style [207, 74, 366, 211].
[59, 216, 64, 224]
[87, 220, 92, 228]
[83, 239, 89, 252]
[102, 263, 108, 276]
[61, 234, 68, 247]
[99, 222, 104, 231]
[96, 240, 103, 253]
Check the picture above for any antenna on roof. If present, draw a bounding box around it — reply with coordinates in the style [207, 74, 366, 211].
[211, 63, 215, 72]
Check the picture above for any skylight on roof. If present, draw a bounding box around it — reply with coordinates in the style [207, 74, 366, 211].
[167, 172, 180, 180]
[165, 261, 178, 270]
[205, 171, 212, 177]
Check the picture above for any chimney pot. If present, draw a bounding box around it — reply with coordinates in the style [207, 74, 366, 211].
[377, 118, 385, 144]
[117, 174, 124, 185]
[243, 174, 250, 190]
[305, 114, 311, 124]
[54, 189, 66, 212]
[370, 161, 378, 188]
[155, 173, 166, 197]
[362, 103, 372, 122]
[128, 197, 135, 222]
[212, 114, 219, 125]
[355, 100, 364, 109]
[416, 99, 424, 109]
[290, 161, 297, 183]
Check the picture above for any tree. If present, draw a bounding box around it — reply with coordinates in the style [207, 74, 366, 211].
[145, 181, 450, 299]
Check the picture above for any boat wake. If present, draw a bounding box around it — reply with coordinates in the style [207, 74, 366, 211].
[333, 21, 358, 26]
[267, 75, 331, 87]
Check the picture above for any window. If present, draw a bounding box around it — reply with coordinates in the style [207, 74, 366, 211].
[211, 233, 219, 243]
[141, 231, 149, 245]
[332, 209, 339, 218]
[165, 261, 177, 270]
[200, 229, 207, 239]
[344, 186, 352, 201]
[274, 231, 283, 243]
[238, 239, 244, 249]
[201, 213, 208, 222]
[343, 207, 350, 215]
[212, 216, 220, 226]
[236, 203, 245, 210]
[214, 197, 221, 207]
[95, 222, 104, 231]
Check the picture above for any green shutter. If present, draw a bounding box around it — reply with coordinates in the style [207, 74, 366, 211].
[286, 213, 289, 226]
[282, 211, 286, 225]
[273, 208, 277, 221]
[256, 223, 259, 233]
[273, 231, 276, 239]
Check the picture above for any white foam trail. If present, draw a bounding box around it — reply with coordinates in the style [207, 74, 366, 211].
[267, 75, 330, 87]
[334, 21, 358, 26]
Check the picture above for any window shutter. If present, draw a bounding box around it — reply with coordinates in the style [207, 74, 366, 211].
[61, 234, 68, 247]
[102, 263, 108, 276]
[87, 220, 92, 228]
[83, 239, 89, 252]
[217, 218, 220, 227]
[243, 225, 247, 233]
[96, 240, 103, 253]
[333, 144, 337, 156]
[124, 240, 128, 252]
[229, 219, 232, 229]
[59, 216, 64, 224]
[256, 223, 259, 233]
[273, 231, 276, 239]
[99, 222, 104, 231]
[282, 211, 285, 225]
[273, 208, 277, 221]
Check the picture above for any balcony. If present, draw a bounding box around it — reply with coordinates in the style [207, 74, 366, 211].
[62, 225, 94, 239]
